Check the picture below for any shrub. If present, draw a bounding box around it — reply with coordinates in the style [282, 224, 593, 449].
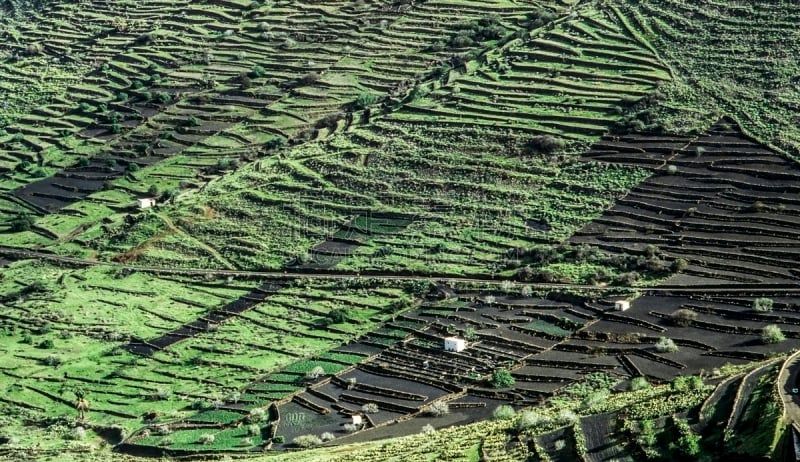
[582, 389, 609, 409]
[493, 405, 516, 420]
[37, 339, 54, 349]
[669, 309, 697, 327]
[343, 423, 359, 433]
[491, 369, 515, 388]
[556, 409, 577, 425]
[272, 435, 285, 443]
[654, 337, 678, 353]
[326, 308, 349, 325]
[299, 72, 320, 85]
[250, 65, 266, 78]
[686, 376, 704, 391]
[629, 376, 650, 391]
[42, 355, 62, 366]
[753, 297, 773, 312]
[306, 366, 326, 379]
[156, 92, 171, 104]
[420, 424, 435, 434]
[517, 411, 547, 430]
[670, 258, 689, 273]
[248, 408, 265, 423]
[25, 43, 42, 55]
[198, 433, 215, 445]
[10, 214, 34, 232]
[427, 401, 450, 417]
[320, 432, 335, 442]
[520, 285, 533, 297]
[355, 92, 378, 109]
[361, 403, 379, 414]
[672, 376, 689, 392]
[525, 135, 566, 154]
[762, 324, 785, 344]
[293, 434, 322, 448]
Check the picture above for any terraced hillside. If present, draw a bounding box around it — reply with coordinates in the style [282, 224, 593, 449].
[78, 5, 669, 274]
[2, 0, 800, 460]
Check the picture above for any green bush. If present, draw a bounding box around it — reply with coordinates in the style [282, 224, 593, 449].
[753, 297, 773, 312]
[655, 337, 678, 353]
[762, 324, 785, 344]
[491, 369, 515, 388]
[629, 376, 650, 391]
[492, 405, 516, 420]
[355, 92, 378, 109]
[293, 434, 322, 448]
[9, 214, 34, 232]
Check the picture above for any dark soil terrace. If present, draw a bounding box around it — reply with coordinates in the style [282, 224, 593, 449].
[271, 285, 800, 443]
[575, 118, 800, 285]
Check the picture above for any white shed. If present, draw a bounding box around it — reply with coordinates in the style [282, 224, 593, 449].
[615, 300, 631, 311]
[137, 198, 156, 209]
[444, 337, 466, 352]
[351, 415, 363, 426]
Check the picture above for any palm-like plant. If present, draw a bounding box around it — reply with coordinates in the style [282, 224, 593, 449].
[74, 390, 90, 421]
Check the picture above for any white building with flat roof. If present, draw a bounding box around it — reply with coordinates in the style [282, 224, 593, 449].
[137, 198, 156, 209]
[615, 300, 631, 311]
[444, 337, 466, 352]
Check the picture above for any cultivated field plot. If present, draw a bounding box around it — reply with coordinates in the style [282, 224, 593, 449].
[576, 119, 800, 284]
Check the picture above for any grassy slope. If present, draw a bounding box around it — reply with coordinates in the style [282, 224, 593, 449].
[613, 0, 800, 157]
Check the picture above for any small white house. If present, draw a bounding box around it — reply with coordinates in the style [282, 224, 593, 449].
[351, 415, 363, 426]
[615, 300, 631, 311]
[444, 337, 466, 352]
[137, 198, 157, 209]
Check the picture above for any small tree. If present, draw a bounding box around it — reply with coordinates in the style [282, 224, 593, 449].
[753, 297, 773, 312]
[421, 424, 435, 434]
[762, 324, 785, 344]
[247, 424, 260, 436]
[198, 433, 215, 445]
[320, 432, 335, 442]
[654, 337, 678, 353]
[492, 369, 515, 388]
[520, 285, 533, 297]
